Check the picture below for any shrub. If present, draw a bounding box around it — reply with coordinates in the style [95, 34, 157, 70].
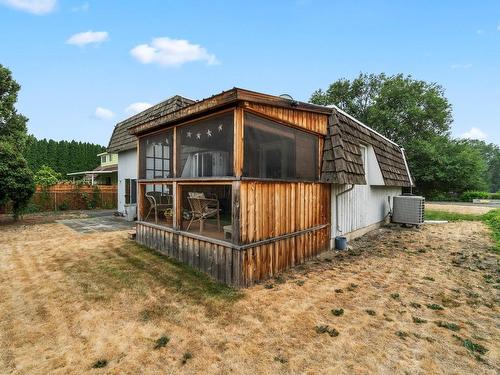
[34, 165, 61, 187]
[490, 192, 500, 199]
[58, 200, 69, 211]
[461, 191, 489, 202]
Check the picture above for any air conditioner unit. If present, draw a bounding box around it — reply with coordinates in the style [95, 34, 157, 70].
[391, 195, 425, 226]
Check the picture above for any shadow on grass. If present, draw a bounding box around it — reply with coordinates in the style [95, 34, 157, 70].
[64, 240, 243, 306]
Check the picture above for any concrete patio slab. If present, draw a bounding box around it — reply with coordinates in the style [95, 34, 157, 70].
[57, 216, 135, 233]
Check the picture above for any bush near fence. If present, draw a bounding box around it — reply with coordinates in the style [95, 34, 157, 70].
[461, 191, 500, 202]
[33, 183, 117, 211]
[1, 183, 117, 214]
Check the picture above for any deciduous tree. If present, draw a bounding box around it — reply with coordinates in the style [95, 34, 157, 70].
[0, 64, 34, 218]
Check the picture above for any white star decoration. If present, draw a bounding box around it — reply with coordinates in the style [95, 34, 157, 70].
[196, 133, 201, 139]
[206, 129, 212, 137]
[186, 131, 192, 138]
[218, 124, 223, 132]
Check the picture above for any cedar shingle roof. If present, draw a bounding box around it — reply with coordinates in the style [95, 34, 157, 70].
[107, 95, 194, 153]
[321, 108, 413, 187]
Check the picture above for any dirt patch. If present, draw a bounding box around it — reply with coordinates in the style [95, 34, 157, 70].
[426, 203, 495, 215]
[0, 221, 498, 374]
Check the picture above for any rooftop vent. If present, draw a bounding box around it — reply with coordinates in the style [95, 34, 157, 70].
[391, 195, 425, 226]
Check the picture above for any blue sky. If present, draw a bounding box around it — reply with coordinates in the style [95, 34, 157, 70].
[0, 0, 499, 146]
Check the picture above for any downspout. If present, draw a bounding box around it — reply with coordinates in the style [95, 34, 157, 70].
[400, 147, 413, 193]
[335, 184, 354, 236]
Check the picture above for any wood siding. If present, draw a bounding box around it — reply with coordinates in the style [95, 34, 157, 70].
[136, 222, 330, 287]
[240, 226, 329, 287]
[136, 223, 240, 285]
[243, 102, 328, 135]
[240, 181, 330, 244]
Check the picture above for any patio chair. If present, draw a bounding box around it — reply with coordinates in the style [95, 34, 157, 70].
[186, 193, 220, 233]
[145, 191, 173, 224]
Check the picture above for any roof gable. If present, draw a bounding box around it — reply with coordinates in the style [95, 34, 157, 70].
[321, 108, 413, 187]
[107, 95, 194, 153]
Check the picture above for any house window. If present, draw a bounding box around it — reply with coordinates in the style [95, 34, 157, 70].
[101, 155, 107, 164]
[243, 113, 318, 180]
[142, 183, 174, 227]
[179, 184, 232, 241]
[124, 178, 137, 204]
[140, 129, 173, 179]
[176, 112, 234, 178]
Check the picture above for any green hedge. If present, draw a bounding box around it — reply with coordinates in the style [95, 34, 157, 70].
[461, 191, 499, 202]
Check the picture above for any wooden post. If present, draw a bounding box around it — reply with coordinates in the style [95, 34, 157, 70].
[172, 181, 178, 229]
[233, 106, 244, 177]
[173, 127, 177, 178]
[176, 184, 183, 230]
[231, 181, 240, 245]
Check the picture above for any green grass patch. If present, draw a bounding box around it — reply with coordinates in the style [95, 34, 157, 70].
[395, 331, 409, 340]
[461, 338, 488, 355]
[181, 352, 193, 365]
[424, 210, 482, 222]
[435, 321, 460, 331]
[412, 316, 427, 324]
[426, 303, 444, 310]
[63, 241, 244, 306]
[154, 335, 170, 349]
[92, 359, 108, 369]
[425, 209, 500, 253]
[331, 308, 344, 316]
[315, 325, 339, 337]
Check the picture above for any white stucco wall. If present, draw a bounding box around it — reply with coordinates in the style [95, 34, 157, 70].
[117, 149, 137, 214]
[331, 184, 402, 243]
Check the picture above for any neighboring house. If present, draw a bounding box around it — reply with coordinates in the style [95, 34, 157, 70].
[126, 88, 412, 287]
[67, 151, 118, 185]
[107, 95, 195, 216]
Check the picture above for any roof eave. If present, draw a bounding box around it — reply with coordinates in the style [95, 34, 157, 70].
[128, 88, 333, 136]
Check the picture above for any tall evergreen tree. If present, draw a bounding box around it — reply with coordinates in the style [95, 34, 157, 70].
[24, 136, 105, 176]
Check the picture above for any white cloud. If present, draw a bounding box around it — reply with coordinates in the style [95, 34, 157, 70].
[451, 63, 472, 69]
[1, 0, 56, 14]
[125, 102, 153, 115]
[67, 31, 109, 46]
[94, 107, 114, 120]
[461, 127, 487, 141]
[130, 37, 219, 67]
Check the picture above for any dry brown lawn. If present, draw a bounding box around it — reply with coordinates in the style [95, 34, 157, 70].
[0, 220, 499, 374]
[426, 203, 496, 215]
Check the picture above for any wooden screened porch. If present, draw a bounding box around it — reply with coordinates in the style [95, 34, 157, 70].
[133, 89, 332, 287]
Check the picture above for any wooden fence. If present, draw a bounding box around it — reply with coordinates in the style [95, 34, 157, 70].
[0, 183, 117, 213]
